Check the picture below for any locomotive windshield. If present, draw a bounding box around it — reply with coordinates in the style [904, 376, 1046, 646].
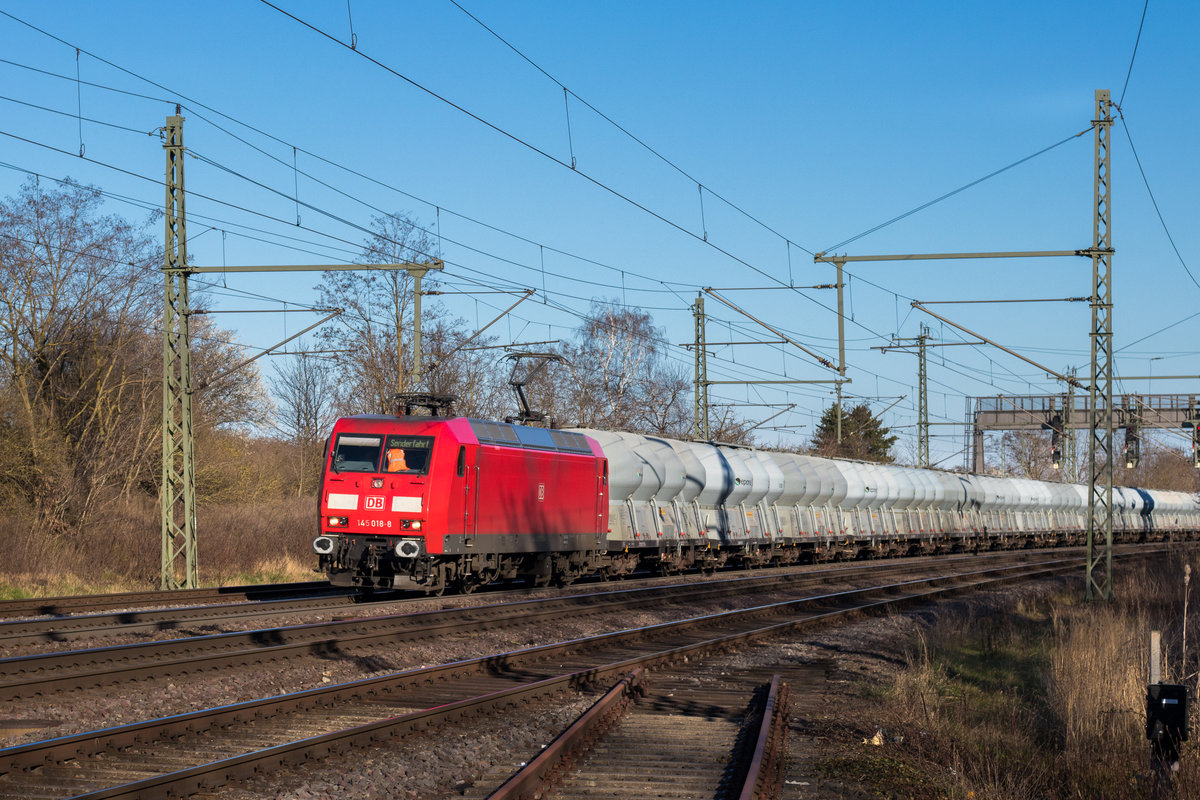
[331, 434, 383, 473]
[384, 435, 433, 475]
[330, 433, 434, 474]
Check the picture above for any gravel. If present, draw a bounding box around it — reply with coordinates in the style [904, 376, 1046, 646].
[0, 569, 1066, 799]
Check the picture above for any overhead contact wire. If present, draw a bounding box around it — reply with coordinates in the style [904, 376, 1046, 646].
[822, 127, 1094, 253]
[446, 0, 817, 256]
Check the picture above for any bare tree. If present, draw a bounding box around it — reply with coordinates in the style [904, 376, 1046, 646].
[560, 302, 660, 430]
[542, 300, 704, 437]
[271, 352, 338, 495]
[191, 314, 271, 431]
[1001, 429, 1055, 481]
[0, 177, 271, 532]
[708, 406, 758, 446]
[632, 360, 691, 437]
[1116, 437, 1200, 492]
[315, 212, 441, 414]
[0, 178, 160, 532]
[421, 319, 511, 420]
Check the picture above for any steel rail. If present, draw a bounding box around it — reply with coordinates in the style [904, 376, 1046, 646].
[0, 593, 362, 645]
[0, 562, 918, 699]
[0, 554, 1052, 701]
[738, 674, 791, 800]
[486, 671, 791, 800]
[0, 549, 1014, 642]
[0, 582, 335, 620]
[486, 669, 648, 800]
[0, 558, 1072, 798]
[19, 560, 1072, 799]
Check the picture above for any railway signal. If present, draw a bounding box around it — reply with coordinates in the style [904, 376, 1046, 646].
[1046, 413, 1064, 470]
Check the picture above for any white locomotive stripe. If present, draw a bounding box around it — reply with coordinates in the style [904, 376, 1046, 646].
[327, 493, 358, 510]
[392, 496, 422, 513]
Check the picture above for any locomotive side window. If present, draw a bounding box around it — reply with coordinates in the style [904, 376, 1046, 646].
[456, 446, 466, 477]
[332, 435, 383, 473]
[384, 435, 434, 475]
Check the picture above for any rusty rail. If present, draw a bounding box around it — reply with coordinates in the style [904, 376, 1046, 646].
[487, 669, 646, 800]
[738, 675, 791, 800]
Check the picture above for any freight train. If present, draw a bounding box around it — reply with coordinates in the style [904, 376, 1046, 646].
[312, 413, 1200, 594]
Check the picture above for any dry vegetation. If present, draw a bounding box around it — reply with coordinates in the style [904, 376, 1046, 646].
[0, 490, 315, 598]
[826, 553, 1200, 799]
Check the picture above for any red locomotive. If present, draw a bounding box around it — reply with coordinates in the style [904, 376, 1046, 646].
[314, 414, 608, 594]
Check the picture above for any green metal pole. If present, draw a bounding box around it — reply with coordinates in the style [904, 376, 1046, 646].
[161, 111, 197, 589]
[1086, 89, 1114, 601]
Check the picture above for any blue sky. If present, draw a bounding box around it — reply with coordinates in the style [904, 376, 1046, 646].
[1, 1, 1195, 465]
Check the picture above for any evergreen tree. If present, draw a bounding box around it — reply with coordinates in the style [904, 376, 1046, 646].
[810, 402, 896, 462]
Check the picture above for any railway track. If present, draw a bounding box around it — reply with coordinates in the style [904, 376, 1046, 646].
[475, 669, 791, 800]
[0, 547, 1106, 652]
[0, 591, 365, 648]
[0, 553, 1057, 702]
[0, 556, 1073, 799]
[0, 582, 337, 620]
[0, 545, 1152, 649]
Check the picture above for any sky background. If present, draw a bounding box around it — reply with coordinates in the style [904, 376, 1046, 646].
[1, 0, 1196, 467]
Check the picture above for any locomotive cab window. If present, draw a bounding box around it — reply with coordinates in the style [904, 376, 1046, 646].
[332, 435, 383, 473]
[384, 435, 434, 475]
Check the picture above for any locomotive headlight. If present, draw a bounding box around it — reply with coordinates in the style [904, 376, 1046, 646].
[327, 516, 348, 527]
[411, 521, 421, 530]
[313, 536, 335, 555]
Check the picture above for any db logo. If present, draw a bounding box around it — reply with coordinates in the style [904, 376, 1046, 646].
[537, 483, 545, 502]
[365, 496, 385, 510]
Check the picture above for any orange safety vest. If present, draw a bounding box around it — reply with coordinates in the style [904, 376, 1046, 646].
[386, 448, 407, 472]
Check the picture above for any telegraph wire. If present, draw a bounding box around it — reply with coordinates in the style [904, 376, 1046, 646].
[4, 151, 709, 348]
[257, 0, 813, 291]
[0, 56, 173, 106]
[0, 92, 912, 408]
[1, 13, 999, 404]
[446, 0, 817, 256]
[0, 14, 1094, 442]
[821, 126, 1093, 253]
[0, 47, 696, 297]
[184, 144, 682, 296]
[1118, 0, 1149, 107]
[0, 92, 157, 137]
[182, 102, 692, 294]
[0, 137, 1049, 412]
[1116, 111, 1199, 293]
[0, 230, 332, 337]
[1118, 310, 1200, 354]
[182, 135, 861, 367]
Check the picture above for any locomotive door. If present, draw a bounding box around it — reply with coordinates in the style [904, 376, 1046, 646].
[454, 445, 478, 536]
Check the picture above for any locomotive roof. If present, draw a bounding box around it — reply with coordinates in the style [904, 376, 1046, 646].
[333, 415, 595, 456]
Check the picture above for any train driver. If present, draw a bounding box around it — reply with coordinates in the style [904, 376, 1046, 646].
[385, 447, 408, 472]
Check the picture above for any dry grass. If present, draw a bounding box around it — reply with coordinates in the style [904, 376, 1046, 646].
[842, 551, 1200, 799]
[0, 494, 317, 597]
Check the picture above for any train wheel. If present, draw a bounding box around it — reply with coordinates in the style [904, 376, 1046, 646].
[425, 564, 449, 596]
